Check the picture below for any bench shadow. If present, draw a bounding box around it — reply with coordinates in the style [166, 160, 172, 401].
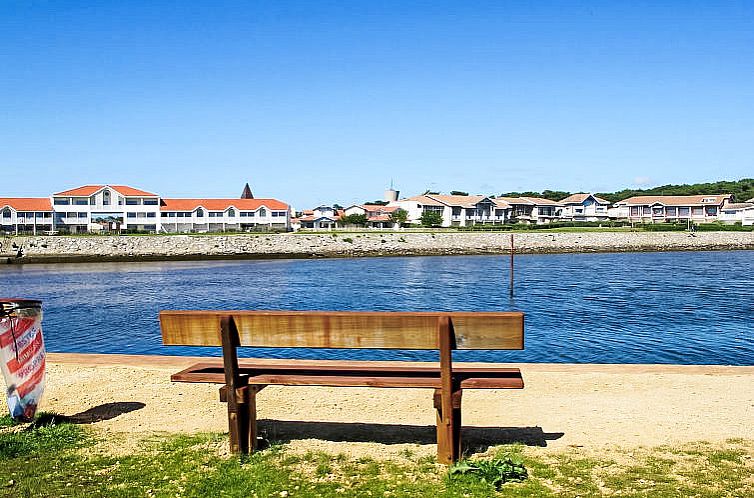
[66, 402, 147, 424]
[258, 420, 564, 452]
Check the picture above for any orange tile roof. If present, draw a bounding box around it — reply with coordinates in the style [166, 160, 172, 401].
[53, 185, 158, 197]
[160, 198, 288, 211]
[0, 198, 53, 211]
[617, 194, 732, 206]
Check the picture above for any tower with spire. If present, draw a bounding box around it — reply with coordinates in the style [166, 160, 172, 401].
[241, 183, 254, 199]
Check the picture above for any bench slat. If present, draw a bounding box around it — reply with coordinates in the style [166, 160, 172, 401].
[170, 361, 525, 390]
[160, 310, 524, 350]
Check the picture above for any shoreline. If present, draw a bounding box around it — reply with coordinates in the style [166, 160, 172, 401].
[3, 231, 754, 264]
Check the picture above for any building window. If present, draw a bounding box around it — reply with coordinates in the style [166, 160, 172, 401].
[692, 207, 703, 216]
[147, 212, 156, 218]
[54, 199, 70, 205]
[666, 207, 677, 216]
[678, 207, 690, 217]
[227, 208, 235, 217]
[161, 213, 168, 218]
[143, 199, 158, 205]
[103, 191, 111, 206]
[127, 213, 136, 218]
[74, 198, 88, 205]
[78, 213, 87, 219]
[126, 199, 138, 205]
[258, 208, 267, 217]
[195, 208, 204, 217]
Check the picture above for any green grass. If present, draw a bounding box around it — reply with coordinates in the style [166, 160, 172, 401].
[0, 418, 751, 497]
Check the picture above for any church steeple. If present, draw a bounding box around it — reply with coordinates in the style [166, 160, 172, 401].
[241, 183, 254, 199]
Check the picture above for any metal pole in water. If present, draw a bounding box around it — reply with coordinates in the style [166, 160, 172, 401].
[509, 233, 514, 297]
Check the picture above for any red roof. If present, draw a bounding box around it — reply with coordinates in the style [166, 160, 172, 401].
[160, 198, 288, 211]
[53, 185, 158, 197]
[0, 198, 53, 211]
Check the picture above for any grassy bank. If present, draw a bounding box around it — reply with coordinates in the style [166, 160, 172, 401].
[1, 415, 751, 497]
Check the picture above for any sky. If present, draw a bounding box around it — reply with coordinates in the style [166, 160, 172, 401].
[2, 1, 753, 208]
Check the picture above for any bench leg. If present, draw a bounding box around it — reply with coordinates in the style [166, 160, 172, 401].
[227, 390, 249, 454]
[434, 388, 462, 464]
[223, 385, 264, 454]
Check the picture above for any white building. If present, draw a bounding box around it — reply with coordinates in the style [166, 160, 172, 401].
[390, 194, 510, 227]
[159, 198, 290, 232]
[611, 195, 733, 224]
[52, 185, 161, 233]
[558, 193, 611, 221]
[719, 201, 754, 226]
[1, 184, 290, 234]
[0, 198, 54, 235]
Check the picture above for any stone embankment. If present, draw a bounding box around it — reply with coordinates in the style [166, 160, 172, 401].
[2, 231, 753, 263]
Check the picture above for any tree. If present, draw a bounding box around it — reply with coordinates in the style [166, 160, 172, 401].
[365, 200, 388, 206]
[339, 213, 367, 226]
[420, 210, 444, 227]
[449, 190, 468, 196]
[389, 208, 408, 226]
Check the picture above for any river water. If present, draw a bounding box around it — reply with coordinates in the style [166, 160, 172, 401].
[1, 251, 752, 365]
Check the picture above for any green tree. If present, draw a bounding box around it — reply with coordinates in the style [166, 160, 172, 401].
[339, 213, 367, 226]
[389, 208, 408, 226]
[449, 190, 468, 196]
[420, 210, 444, 227]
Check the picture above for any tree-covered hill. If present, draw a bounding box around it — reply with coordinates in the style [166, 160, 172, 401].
[499, 179, 754, 203]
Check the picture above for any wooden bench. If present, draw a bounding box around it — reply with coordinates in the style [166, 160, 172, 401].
[159, 310, 524, 464]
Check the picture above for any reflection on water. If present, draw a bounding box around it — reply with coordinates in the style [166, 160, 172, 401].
[1, 251, 752, 365]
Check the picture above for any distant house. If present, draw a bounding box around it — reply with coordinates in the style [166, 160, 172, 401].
[390, 194, 509, 227]
[497, 197, 562, 224]
[611, 195, 733, 223]
[343, 204, 401, 228]
[719, 201, 754, 226]
[559, 193, 611, 222]
[295, 206, 341, 230]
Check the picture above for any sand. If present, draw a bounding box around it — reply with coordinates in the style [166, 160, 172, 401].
[39, 353, 754, 459]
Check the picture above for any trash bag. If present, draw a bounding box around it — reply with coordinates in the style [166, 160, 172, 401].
[0, 299, 45, 421]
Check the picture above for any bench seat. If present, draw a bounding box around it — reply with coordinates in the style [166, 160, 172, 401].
[172, 360, 524, 390]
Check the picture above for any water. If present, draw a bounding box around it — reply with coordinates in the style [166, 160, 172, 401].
[1, 251, 752, 365]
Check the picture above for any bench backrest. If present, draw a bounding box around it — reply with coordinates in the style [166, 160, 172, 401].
[160, 310, 524, 350]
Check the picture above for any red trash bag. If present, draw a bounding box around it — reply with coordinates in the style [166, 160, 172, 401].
[0, 299, 46, 421]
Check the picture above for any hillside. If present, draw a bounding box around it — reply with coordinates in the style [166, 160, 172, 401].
[499, 179, 754, 203]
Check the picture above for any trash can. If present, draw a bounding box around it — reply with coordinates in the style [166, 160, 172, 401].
[0, 299, 45, 421]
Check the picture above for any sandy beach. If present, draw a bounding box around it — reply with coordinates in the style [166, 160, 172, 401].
[41, 353, 754, 459]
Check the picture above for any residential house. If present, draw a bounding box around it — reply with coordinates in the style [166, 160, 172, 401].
[719, 201, 754, 226]
[611, 195, 733, 223]
[559, 193, 611, 221]
[390, 194, 509, 227]
[343, 204, 401, 228]
[295, 206, 341, 230]
[498, 197, 562, 224]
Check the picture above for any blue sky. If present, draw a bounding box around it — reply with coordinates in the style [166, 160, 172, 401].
[2, 1, 753, 208]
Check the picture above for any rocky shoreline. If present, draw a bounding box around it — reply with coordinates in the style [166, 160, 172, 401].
[2, 231, 753, 264]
